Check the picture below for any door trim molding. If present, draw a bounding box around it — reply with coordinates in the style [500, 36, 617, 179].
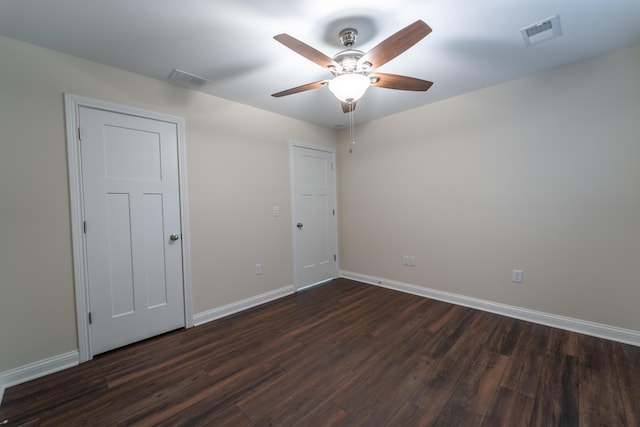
[64, 93, 193, 363]
[288, 140, 339, 290]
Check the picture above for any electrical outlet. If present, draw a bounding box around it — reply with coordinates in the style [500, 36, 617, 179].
[403, 256, 416, 266]
[256, 264, 262, 275]
[512, 269, 523, 283]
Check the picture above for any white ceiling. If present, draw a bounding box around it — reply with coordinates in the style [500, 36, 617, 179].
[1, 1, 640, 128]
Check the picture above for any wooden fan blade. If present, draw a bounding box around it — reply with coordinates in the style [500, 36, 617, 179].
[341, 101, 357, 113]
[274, 34, 339, 69]
[271, 80, 329, 97]
[370, 73, 433, 91]
[358, 20, 432, 70]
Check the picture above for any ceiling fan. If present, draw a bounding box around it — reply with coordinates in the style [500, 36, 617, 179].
[271, 20, 433, 113]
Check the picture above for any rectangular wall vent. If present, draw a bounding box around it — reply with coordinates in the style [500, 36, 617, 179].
[168, 69, 209, 87]
[525, 20, 552, 37]
[521, 15, 562, 47]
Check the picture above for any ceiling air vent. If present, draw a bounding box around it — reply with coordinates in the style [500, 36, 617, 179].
[521, 15, 562, 47]
[168, 69, 209, 87]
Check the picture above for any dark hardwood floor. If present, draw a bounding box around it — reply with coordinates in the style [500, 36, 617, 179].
[1, 278, 638, 426]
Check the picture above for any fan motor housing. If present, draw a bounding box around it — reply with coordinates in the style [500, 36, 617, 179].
[332, 49, 364, 74]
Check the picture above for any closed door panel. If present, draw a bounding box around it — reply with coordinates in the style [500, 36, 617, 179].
[292, 145, 337, 288]
[80, 107, 185, 355]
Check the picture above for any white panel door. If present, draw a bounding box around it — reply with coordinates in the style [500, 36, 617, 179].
[80, 106, 185, 355]
[292, 144, 337, 288]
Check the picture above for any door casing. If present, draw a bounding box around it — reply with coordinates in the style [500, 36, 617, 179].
[64, 94, 193, 362]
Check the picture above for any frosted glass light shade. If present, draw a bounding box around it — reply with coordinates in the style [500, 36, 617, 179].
[328, 73, 370, 102]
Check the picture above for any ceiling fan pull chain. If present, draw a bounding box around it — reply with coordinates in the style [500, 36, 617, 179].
[349, 101, 356, 153]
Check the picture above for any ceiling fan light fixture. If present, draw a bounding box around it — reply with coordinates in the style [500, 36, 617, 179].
[328, 73, 370, 102]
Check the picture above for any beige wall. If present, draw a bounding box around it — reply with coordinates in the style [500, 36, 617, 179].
[0, 35, 336, 372]
[338, 43, 640, 331]
[2, 32, 639, 375]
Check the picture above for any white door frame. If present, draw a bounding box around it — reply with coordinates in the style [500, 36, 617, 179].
[64, 94, 193, 362]
[289, 140, 339, 290]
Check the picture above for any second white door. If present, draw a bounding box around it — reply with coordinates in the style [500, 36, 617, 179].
[291, 144, 338, 289]
[80, 106, 186, 355]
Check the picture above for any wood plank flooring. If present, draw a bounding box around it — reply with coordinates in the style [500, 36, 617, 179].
[1, 278, 638, 426]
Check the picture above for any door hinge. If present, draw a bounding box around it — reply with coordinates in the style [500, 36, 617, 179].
[83, 221, 87, 234]
[333, 209, 335, 216]
[331, 162, 334, 171]
[88, 312, 92, 325]
[334, 254, 337, 262]
[78, 127, 82, 141]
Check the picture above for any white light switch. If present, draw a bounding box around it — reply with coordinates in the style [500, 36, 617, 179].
[512, 269, 523, 283]
[273, 206, 279, 217]
[256, 264, 262, 275]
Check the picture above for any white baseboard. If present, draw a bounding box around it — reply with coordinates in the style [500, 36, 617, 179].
[3, 274, 637, 407]
[192, 285, 295, 326]
[0, 350, 79, 406]
[340, 271, 640, 347]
